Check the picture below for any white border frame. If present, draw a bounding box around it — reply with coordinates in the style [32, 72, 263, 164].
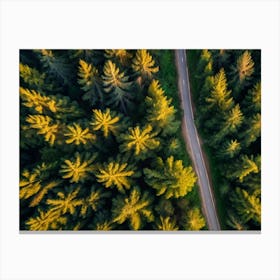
[1, 0, 279, 279]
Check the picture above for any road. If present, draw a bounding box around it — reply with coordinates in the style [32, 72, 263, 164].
[175, 50, 221, 230]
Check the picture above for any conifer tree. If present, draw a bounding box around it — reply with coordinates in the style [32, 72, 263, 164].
[102, 60, 133, 113]
[156, 216, 179, 230]
[219, 139, 241, 159]
[105, 49, 132, 66]
[77, 59, 104, 105]
[205, 68, 234, 111]
[20, 63, 45, 90]
[183, 208, 206, 230]
[230, 188, 261, 224]
[243, 113, 261, 147]
[26, 115, 59, 145]
[96, 161, 138, 193]
[119, 125, 160, 157]
[90, 108, 120, 138]
[145, 80, 180, 135]
[112, 187, 154, 230]
[132, 50, 159, 84]
[60, 152, 97, 183]
[222, 104, 244, 133]
[64, 123, 95, 145]
[144, 156, 197, 199]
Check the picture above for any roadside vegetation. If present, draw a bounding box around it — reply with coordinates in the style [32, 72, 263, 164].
[187, 49, 261, 230]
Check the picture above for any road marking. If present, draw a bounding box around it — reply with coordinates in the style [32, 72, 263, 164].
[182, 57, 183, 63]
[183, 79, 185, 85]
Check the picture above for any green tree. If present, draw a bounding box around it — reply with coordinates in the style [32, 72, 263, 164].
[144, 156, 197, 199]
[20, 63, 45, 90]
[112, 187, 154, 230]
[77, 59, 104, 105]
[102, 60, 133, 113]
[230, 188, 261, 224]
[219, 139, 241, 159]
[243, 113, 261, 147]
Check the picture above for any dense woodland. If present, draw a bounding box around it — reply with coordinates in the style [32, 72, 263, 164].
[20, 49, 206, 231]
[187, 50, 261, 230]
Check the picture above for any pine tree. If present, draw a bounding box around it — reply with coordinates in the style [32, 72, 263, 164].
[96, 161, 137, 193]
[105, 49, 132, 66]
[226, 211, 248, 230]
[90, 108, 120, 137]
[205, 68, 234, 111]
[223, 104, 243, 133]
[243, 113, 261, 147]
[231, 50, 254, 87]
[112, 187, 154, 230]
[47, 188, 83, 215]
[144, 156, 197, 199]
[219, 139, 241, 159]
[59, 152, 97, 183]
[20, 63, 45, 90]
[26, 209, 67, 231]
[77, 59, 103, 105]
[230, 188, 261, 224]
[26, 115, 59, 145]
[64, 123, 95, 145]
[20, 163, 61, 207]
[132, 50, 159, 84]
[145, 80, 180, 135]
[102, 60, 133, 113]
[156, 216, 179, 230]
[119, 125, 160, 157]
[183, 208, 206, 230]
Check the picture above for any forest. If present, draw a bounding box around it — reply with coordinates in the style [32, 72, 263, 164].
[19, 49, 206, 231]
[187, 50, 261, 230]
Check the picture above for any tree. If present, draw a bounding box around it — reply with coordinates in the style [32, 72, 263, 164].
[226, 211, 248, 230]
[26, 209, 67, 230]
[219, 139, 241, 159]
[26, 115, 59, 145]
[47, 188, 83, 215]
[105, 49, 132, 66]
[144, 156, 197, 199]
[205, 68, 234, 111]
[112, 187, 154, 230]
[145, 80, 180, 135]
[230, 50, 254, 87]
[64, 123, 95, 145]
[90, 108, 120, 138]
[244, 82, 261, 113]
[96, 161, 138, 193]
[77, 59, 104, 105]
[20, 163, 61, 207]
[20, 63, 45, 90]
[155, 216, 178, 230]
[243, 113, 261, 147]
[183, 208, 206, 230]
[222, 104, 244, 133]
[119, 125, 160, 157]
[132, 50, 159, 84]
[59, 152, 97, 183]
[230, 188, 261, 224]
[102, 60, 133, 113]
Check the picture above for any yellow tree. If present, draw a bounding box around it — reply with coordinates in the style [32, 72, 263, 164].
[243, 113, 261, 147]
[184, 208, 206, 230]
[119, 125, 160, 157]
[222, 104, 244, 133]
[220, 139, 241, 159]
[105, 49, 132, 66]
[77, 59, 103, 105]
[90, 108, 120, 137]
[155, 216, 179, 231]
[145, 80, 180, 135]
[102, 60, 133, 113]
[60, 152, 96, 183]
[112, 187, 154, 230]
[64, 123, 95, 145]
[96, 161, 137, 193]
[20, 63, 45, 90]
[205, 68, 234, 111]
[144, 156, 197, 199]
[26, 115, 58, 145]
[132, 50, 159, 83]
[20, 163, 61, 207]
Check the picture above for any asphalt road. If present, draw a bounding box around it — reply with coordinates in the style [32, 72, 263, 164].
[175, 50, 221, 230]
